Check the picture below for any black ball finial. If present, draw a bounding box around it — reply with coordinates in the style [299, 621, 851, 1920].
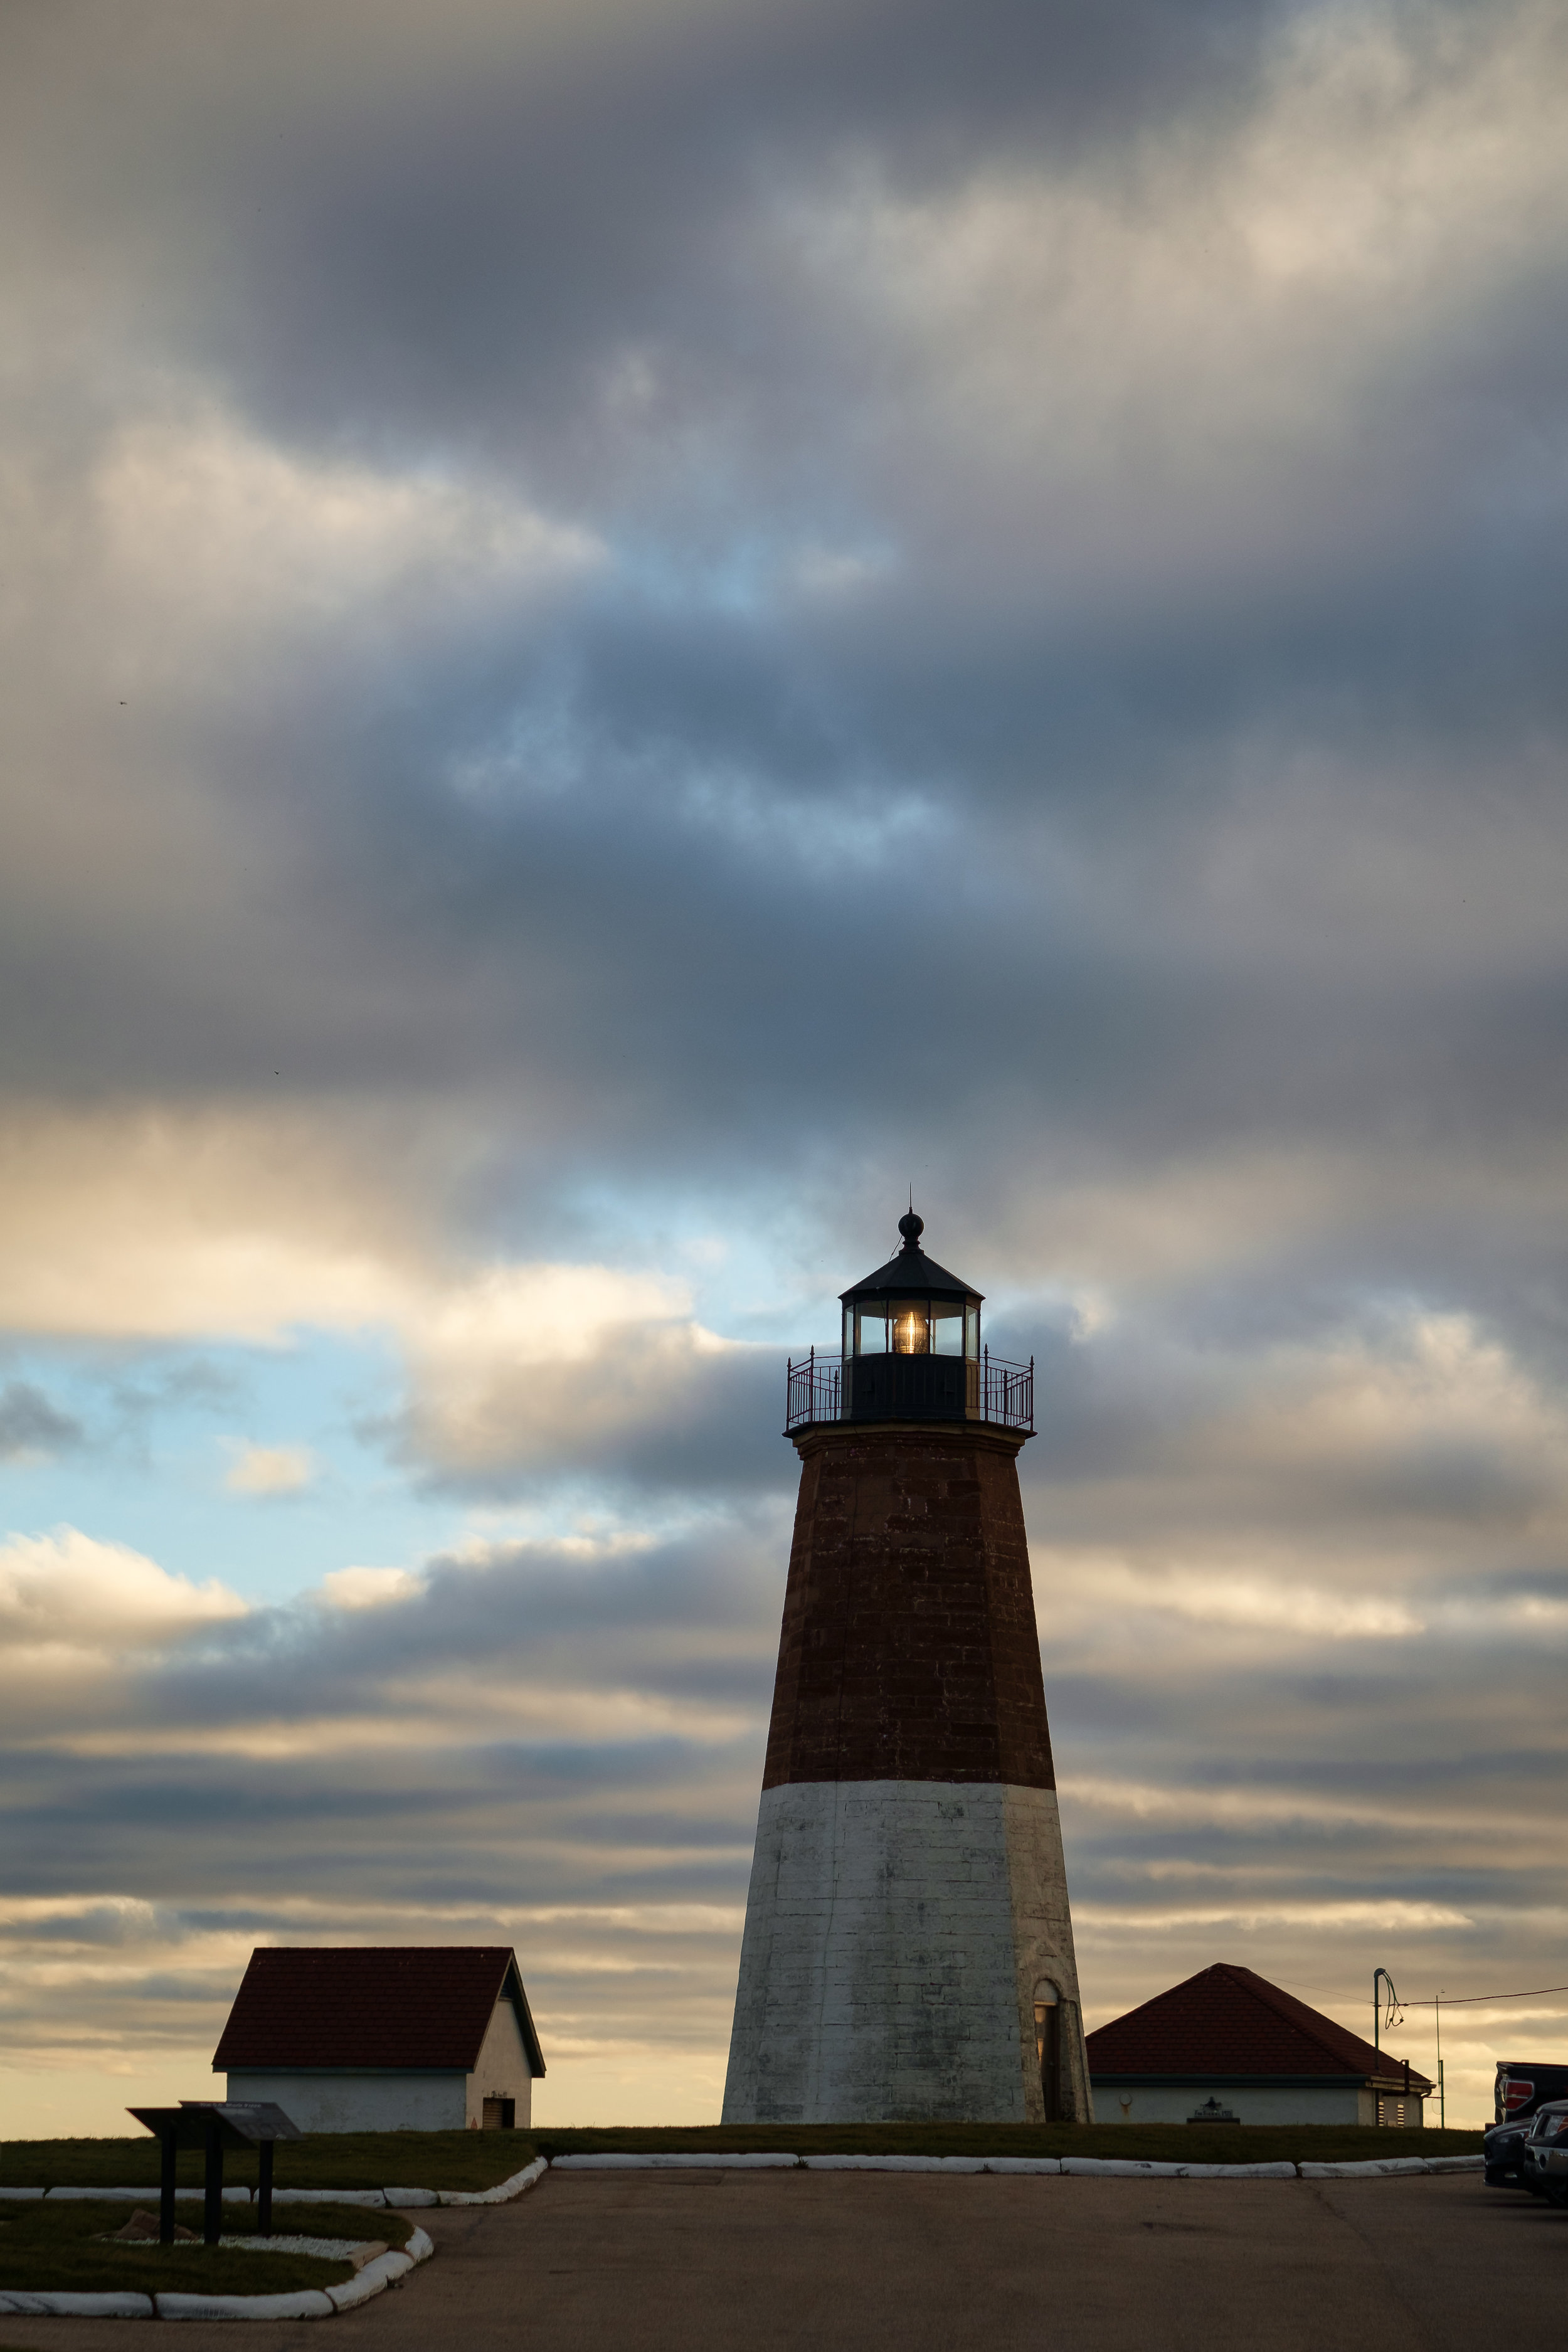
[898, 1209, 924, 1249]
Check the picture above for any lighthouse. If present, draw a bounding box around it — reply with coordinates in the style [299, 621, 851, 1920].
[722, 1212, 1091, 2125]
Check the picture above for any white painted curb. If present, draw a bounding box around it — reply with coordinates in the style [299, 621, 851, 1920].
[545, 2150, 1481, 2181]
[268, 2188, 387, 2207]
[0, 2215, 436, 2321]
[976, 2158, 1064, 2175]
[0, 2290, 157, 2318]
[152, 2223, 433, 2321]
[1301, 2157, 1432, 2178]
[43, 2184, 252, 2203]
[554, 2153, 798, 2171]
[326, 2247, 414, 2312]
[1062, 2158, 1177, 2178]
[438, 2156, 549, 2204]
[805, 2154, 989, 2173]
[156, 2287, 338, 2321]
[1176, 2162, 1301, 2179]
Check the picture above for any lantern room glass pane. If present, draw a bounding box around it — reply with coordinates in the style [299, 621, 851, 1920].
[854, 1306, 888, 1356]
[847, 1298, 970, 1354]
[890, 1302, 929, 1354]
[850, 1298, 970, 1354]
[928, 1301, 965, 1356]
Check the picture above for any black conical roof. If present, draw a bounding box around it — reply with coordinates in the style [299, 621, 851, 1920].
[839, 1212, 982, 1303]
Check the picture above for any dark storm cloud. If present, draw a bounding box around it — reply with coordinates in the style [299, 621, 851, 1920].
[3, 0, 1271, 445]
[3, 0, 1565, 1205]
[0, 1382, 82, 1459]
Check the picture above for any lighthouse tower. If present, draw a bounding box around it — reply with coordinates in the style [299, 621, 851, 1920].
[723, 1212, 1091, 2125]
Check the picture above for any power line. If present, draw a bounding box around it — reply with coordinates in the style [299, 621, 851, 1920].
[1398, 1984, 1568, 2009]
[1279, 1974, 1568, 2013]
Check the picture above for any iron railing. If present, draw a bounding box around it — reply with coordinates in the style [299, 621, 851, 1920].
[786, 1348, 843, 1429]
[784, 1348, 1034, 1435]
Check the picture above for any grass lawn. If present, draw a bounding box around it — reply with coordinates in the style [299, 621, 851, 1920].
[0, 2120, 1485, 2193]
[530, 2122, 1485, 2164]
[0, 2198, 411, 2296]
[0, 2129, 532, 2192]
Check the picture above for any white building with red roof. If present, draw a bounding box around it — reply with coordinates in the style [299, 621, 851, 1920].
[213, 1946, 545, 2134]
[1086, 1962, 1431, 2127]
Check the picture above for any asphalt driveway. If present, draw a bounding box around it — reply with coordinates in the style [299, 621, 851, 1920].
[0, 2169, 1548, 2352]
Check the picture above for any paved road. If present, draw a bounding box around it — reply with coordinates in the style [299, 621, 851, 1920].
[0, 2170, 1554, 2351]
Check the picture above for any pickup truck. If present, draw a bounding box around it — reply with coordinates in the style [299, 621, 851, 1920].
[1485, 2064, 1568, 2187]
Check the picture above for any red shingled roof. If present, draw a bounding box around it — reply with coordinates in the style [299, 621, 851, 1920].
[213, 1947, 544, 2075]
[1086, 1962, 1431, 2090]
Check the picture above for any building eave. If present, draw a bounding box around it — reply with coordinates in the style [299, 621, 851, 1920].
[221, 2065, 468, 2078]
[501, 1952, 546, 2077]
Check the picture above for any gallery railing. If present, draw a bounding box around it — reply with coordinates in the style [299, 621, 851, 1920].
[784, 1348, 1034, 1435]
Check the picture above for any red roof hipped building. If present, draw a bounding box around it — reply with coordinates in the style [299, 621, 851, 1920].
[215, 1947, 544, 2136]
[1086, 1963, 1431, 2128]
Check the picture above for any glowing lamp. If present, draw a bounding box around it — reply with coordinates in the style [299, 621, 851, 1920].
[829, 1208, 988, 1424]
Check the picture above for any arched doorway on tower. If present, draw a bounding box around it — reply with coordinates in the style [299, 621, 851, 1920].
[1034, 1981, 1064, 2122]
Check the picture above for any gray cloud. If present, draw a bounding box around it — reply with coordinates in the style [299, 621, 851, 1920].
[0, 1381, 83, 1459]
[1, 1498, 1564, 2117]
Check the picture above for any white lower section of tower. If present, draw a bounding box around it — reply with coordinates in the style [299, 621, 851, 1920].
[721, 1779, 1092, 2124]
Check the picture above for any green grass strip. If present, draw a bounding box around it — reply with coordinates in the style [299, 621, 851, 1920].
[0, 2198, 410, 2296]
[0, 2129, 527, 2191]
[0, 2119, 1484, 2193]
[531, 2122, 1483, 2163]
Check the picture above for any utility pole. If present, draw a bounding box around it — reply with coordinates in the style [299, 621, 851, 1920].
[1436, 1990, 1444, 2130]
[1373, 1968, 1401, 2126]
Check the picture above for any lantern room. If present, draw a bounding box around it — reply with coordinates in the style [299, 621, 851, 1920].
[839, 1210, 981, 1426]
[841, 1212, 980, 1367]
[776, 1209, 1030, 1433]
[785, 1210, 1035, 1433]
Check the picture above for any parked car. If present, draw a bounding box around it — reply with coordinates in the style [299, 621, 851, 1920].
[1520, 2101, 1568, 2205]
[1486, 2065, 1568, 2187]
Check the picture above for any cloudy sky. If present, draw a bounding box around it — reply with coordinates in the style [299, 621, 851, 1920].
[4, 0, 1567, 2137]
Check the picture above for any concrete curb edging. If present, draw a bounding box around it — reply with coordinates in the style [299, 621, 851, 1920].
[41, 2186, 254, 2205]
[0, 2290, 159, 2318]
[554, 2153, 797, 2171]
[0, 2222, 437, 2323]
[3, 2161, 549, 2213]
[549, 2151, 1485, 2181]
[267, 2190, 389, 2209]
[437, 2157, 549, 2205]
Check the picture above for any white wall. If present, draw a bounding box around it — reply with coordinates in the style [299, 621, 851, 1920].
[724, 1778, 1090, 2124]
[1093, 2082, 1407, 2126]
[464, 1998, 536, 2129]
[224, 2070, 467, 2132]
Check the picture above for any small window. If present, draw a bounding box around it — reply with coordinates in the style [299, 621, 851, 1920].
[481, 2097, 516, 2131]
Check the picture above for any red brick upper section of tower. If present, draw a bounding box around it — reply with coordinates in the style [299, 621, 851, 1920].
[762, 1423, 1056, 1790]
